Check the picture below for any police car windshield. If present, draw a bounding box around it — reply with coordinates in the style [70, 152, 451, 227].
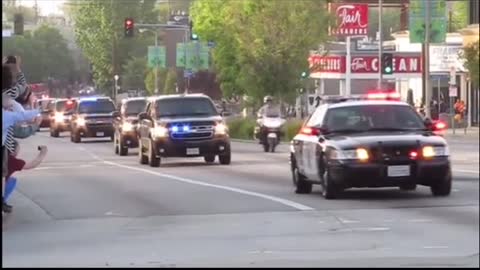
[125, 100, 146, 115]
[156, 98, 218, 117]
[324, 105, 425, 133]
[78, 100, 115, 114]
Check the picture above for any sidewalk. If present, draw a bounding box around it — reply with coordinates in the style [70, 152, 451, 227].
[445, 126, 479, 140]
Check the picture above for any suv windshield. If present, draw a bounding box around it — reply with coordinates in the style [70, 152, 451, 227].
[324, 105, 425, 133]
[78, 100, 115, 114]
[125, 100, 146, 115]
[155, 98, 218, 117]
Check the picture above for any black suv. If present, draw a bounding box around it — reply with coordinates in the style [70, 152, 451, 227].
[137, 94, 231, 167]
[49, 98, 77, 137]
[113, 97, 147, 156]
[70, 97, 117, 143]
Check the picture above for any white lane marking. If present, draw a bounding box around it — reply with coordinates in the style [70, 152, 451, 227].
[33, 164, 96, 170]
[408, 219, 432, 223]
[338, 218, 360, 224]
[81, 150, 314, 211]
[453, 169, 480, 174]
[423, 246, 448, 249]
[355, 227, 391, 232]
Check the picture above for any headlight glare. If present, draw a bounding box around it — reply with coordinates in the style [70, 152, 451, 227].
[215, 123, 228, 135]
[330, 148, 369, 161]
[153, 126, 168, 138]
[77, 118, 86, 126]
[122, 122, 134, 131]
[422, 146, 448, 158]
[54, 113, 64, 123]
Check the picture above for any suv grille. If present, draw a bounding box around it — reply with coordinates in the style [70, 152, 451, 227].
[168, 121, 215, 141]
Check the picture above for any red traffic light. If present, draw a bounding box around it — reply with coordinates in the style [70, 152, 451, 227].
[124, 18, 134, 37]
[126, 19, 133, 26]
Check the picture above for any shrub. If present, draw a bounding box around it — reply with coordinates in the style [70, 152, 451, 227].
[226, 117, 303, 142]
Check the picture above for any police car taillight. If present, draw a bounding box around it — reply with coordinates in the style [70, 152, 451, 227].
[300, 127, 320, 136]
[366, 91, 401, 101]
[433, 121, 447, 130]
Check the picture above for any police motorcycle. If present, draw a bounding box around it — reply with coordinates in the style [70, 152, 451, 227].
[254, 96, 286, 153]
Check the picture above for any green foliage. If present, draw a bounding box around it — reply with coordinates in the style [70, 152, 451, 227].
[460, 40, 480, 86]
[2, 25, 75, 83]
[122, 56, 148, 90]
[163, 68, 178, 95]
[144, 68, 168, 95]
[226, 117, 303, 141]
[226, 117, 256, 140]
[190, 0, 332, 103]
[68, 0, 159, 93]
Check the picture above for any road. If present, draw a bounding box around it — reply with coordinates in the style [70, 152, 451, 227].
[3, 131, 479, 267]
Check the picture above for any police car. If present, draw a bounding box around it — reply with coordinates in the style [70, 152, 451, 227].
[290, 91, 451, 199]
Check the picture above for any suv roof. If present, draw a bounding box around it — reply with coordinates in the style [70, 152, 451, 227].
[121, 97, 147, 104]
[147, 94, 210, 102]
[77, 96, 113, 103]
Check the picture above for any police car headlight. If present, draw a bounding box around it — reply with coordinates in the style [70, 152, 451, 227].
[422, 146, 449, 158]
[153, 126, 168, 138]
[331, 148, 370, 161]
[122, 122, 134, 132]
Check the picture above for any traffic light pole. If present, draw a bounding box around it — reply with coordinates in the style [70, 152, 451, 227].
[378, 0, 383, 89]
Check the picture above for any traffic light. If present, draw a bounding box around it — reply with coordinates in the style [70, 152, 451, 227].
[124, 18, 134, 37]
[189, 21, 198, 40]
[14, 13, 24, 35]
[301, 71, 309, 78]
[381, 53, 393, 75]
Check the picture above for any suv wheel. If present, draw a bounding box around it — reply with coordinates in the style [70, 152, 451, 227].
[138, 139, 148, 165]
[118, 135, 128, 156]
[204, 155, 216, 163]
[50, 128, 59, 138]
[430, 169, 452, 196]
[114, 132, 119, 155]
[219, 144, 231, 165]
[72, 131, 81, 143]
[148, 139, 161, 167]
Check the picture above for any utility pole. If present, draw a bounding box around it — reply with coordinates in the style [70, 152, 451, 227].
[378, 0, 383, 89]
[424, 0, 432, 118]
[154, 30, 159, 94]
[111, 0, 118, 100]
[34, 0, 38, 25]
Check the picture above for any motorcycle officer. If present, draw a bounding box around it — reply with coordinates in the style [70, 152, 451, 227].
[254, 96, 283, 141]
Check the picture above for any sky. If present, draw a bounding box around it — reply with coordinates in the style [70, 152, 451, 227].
[17, 0, 65, 16]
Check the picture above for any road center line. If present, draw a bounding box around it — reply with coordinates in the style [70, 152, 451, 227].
[453, 169, 480, 174]
[82, 150, 314, 211]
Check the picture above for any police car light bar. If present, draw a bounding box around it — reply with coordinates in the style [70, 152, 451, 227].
[366, 91, 401, 101]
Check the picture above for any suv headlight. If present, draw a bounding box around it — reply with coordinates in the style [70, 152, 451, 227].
[215, 122, 228, 135]
[152, 126, 168, 138]
[122, 122, 134, 132]
[54, 113, 64, 123]
[330, 148, 369, 161]
[77, 118, 86, 126]
[422, 146, 449, 158]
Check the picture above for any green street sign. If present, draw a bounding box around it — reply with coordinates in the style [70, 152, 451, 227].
[148, 46, 166, 68]
[176, 43, 186, 67]
[409, 0, 446, 44]
[176, 42, 210, 70]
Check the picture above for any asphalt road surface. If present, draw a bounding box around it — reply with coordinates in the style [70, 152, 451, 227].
[3, 131, 479, 267]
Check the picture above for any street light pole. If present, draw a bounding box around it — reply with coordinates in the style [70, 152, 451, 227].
[154, 31, 159, 94]
[378, 0, 383, 89]
[424, 1, 432, 119]
[114, 74, 119, 101]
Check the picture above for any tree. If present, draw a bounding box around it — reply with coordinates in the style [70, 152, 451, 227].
[2, 24, 75, 83]
[67, 0, 159, 93]
[122, 56, 148, 90]
[460, 40, 479, 86]
[163, 68, 178, 94]
[144, 68, 168, 95]
[190, 0, 332, 105]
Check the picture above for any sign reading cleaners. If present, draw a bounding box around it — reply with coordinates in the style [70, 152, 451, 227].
[331, 4, 369, 36]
